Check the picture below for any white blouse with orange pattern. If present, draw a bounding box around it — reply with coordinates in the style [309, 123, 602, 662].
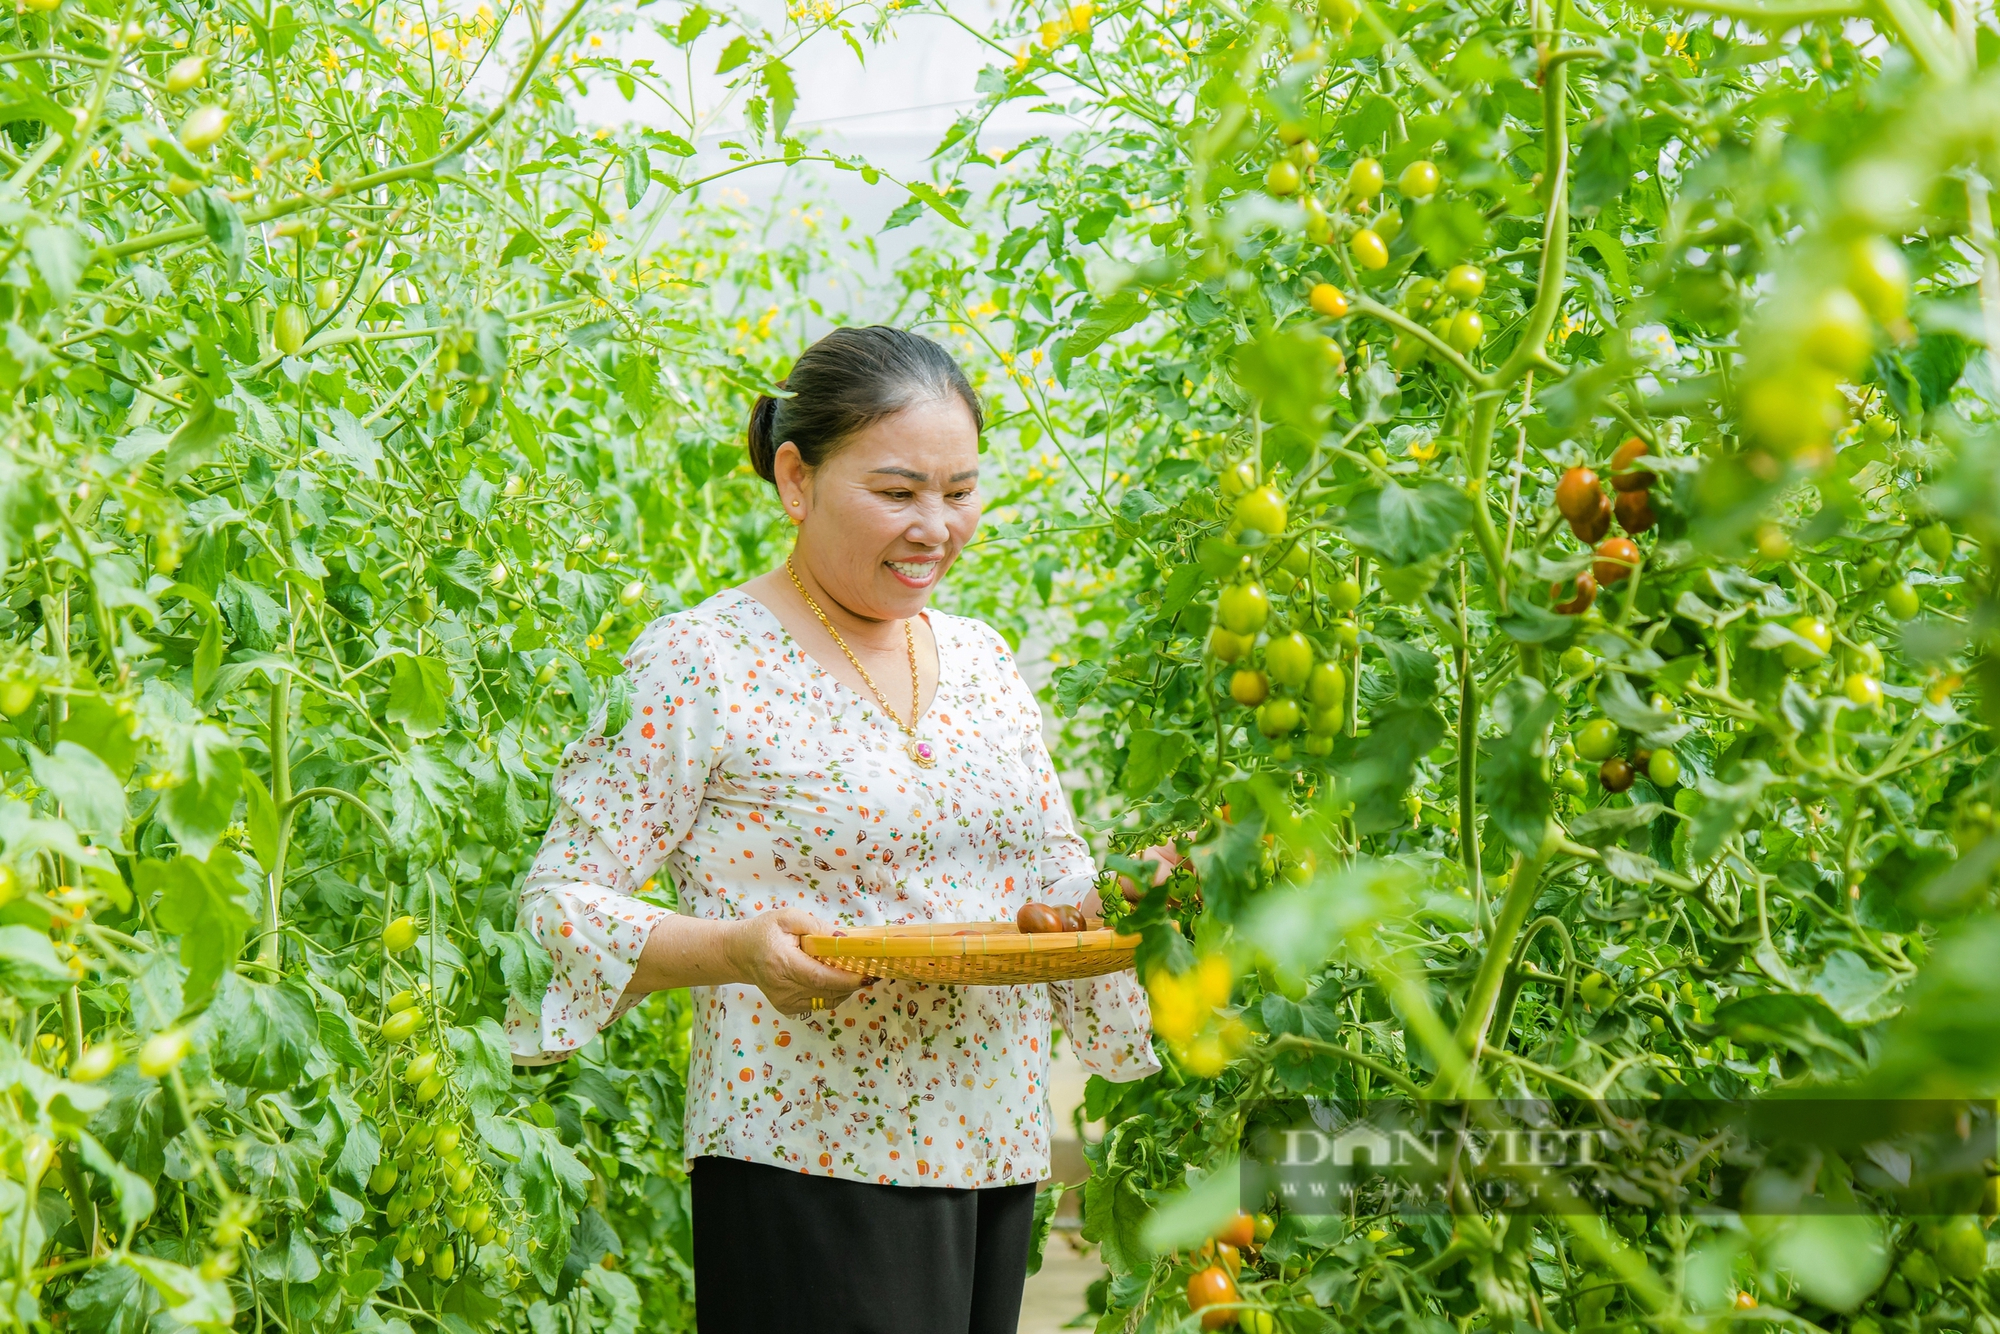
[506, 589, 1158, 1188]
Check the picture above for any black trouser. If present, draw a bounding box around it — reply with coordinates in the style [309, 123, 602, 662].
[690, 1155, 1038, 1334]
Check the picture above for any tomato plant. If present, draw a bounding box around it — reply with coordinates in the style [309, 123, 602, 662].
[0, 0, 1028, 1329]
[900, 0, 2000, 1329]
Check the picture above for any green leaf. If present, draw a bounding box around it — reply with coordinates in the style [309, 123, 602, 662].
[29, 741, 127, 843]
[1690, 761, 1775, 862]
[204, 972, 318, 1090]
[77, 1130, 157, 1234]
[762, 58, 796, 136]
[26, 225, 83, 305]
[141, 850, 256, 1007]
[1339, 482, 1473, 567]
[446, 1018, 514, 1116]
[1231, 326, 1336, 432]
[192, 189, 247, 281]
[242, 773, 279, 873]
[0, 924, 75, 1004]
[1055, 292, 1148, 384]
[159, 725, 242, 860]
[1052, 661, 1107, 717]
[67, 1260, 159, 1334]
[1410, 198, 1488, 268]
[1121, 729, 1191, 797]
[1026, 1181, 1064, 1276]
[622, 146, 648, 209]
[714, 34, 753, 73]
[1714, 992, 1858, 1060]
[1480, 677, 1558, 855]
[387, 654, 454, 738]
[1596, 673, 1691, 747]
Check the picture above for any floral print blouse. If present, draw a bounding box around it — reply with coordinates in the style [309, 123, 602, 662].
[506, 589, 1158, 1188]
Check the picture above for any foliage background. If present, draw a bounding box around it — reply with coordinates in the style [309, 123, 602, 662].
[6, 0, 2000, 1331]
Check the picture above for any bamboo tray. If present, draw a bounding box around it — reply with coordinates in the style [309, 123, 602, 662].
[801, 920, 1142, 985]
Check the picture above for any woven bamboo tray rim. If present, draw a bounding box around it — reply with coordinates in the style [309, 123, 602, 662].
[799, 921, 1140, 983]
[802, 921, 1140, 960]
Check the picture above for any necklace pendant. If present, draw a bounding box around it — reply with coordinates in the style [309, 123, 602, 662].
[907, 738, 937, 768]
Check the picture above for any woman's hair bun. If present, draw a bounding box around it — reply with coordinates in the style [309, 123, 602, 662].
[742, 326, 982, 488]
[746, 393, 783, 482]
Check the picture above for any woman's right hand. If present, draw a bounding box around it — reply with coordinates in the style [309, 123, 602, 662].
[728, 908, 870, 1018]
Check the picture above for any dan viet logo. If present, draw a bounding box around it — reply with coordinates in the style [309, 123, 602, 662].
[1242, 1099, 1997, 1217]
[1277, 1121, 1608, 1171]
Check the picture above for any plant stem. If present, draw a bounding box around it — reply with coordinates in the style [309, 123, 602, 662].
[259, 674, 292, 968]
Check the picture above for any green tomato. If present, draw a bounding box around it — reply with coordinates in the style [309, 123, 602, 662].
[1883, 581, 1921, 620]
[1397, 159, 1440, 199]
[1801, 286, 1874, 375]
[1307, 703, 1343, 736]
[1901, 1249, 1941, 1291]
[1781, 616, 1833, 670]
[1575, 719, 1622, 762]
[1230, 669, 1270, 707]
[1208, 627, 1252, 663]
[369, 1163, 400, 1195]
[273, 302, 308, 356]
[415, 1071, 448, 1104]
[1856, 557, 1888, 587]
[1443, 264, 1486, 300]
[383, 915, 420, 953]
[1346, 157, 1384, 198]
[1350, 228, 1389, 270]
[1446, 309, 1484, 353]
[380, 1008, 423, 1042]
[1332, 621, 1360, 650]
[1256, 697, 1302, 737]
[1929, 1215, 1986, 1281]
[402, 1051, 439, 1085]
[1232, 486, 1287, 536]
[1844, 673, 1883, 709]
[1557, 767, 1588, 796]
[1918, 520, 1954, 564]
[1648, 750, 1682, 787]
[1219, 459, 1258, 498]
[1559, 646, 1596, 677]
[1400, 276, 1438, 313]
[1265, 632, 1314, 689]
[1264, 159, 1301, 196]
[1278, 541, 1313, 577]
[1218, 583, 1271, 635]
[1306, 661, 1347, 707]
[1303, 732, 1334, 756]
[315, 276, 343, 311]
[432, 1243, 456, 1281]
[1328, 578, 1362, 612]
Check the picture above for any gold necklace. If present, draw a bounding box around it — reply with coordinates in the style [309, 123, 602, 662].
[785, 556, 936, 768]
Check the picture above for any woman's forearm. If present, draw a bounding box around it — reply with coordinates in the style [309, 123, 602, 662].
[619, 907, 870, 1018]
[625, 914, 750, 995]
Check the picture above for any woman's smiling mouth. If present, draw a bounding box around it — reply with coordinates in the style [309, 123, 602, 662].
[886, 558, 940, 585]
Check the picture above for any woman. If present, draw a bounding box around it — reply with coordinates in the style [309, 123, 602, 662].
[508, 325, 1159, 1333]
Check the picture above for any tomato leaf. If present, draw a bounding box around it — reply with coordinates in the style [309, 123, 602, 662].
[205, 972, 318, 1090]
[143, 849, 257, 1006]
[1338, 482, 1473, 567]
[1480, 677, 1558, 855]
[386, 653, 455, 738]
[0, 924, 75, 1005]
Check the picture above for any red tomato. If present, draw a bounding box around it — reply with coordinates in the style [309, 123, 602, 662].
[1554, 467, 1600, 522]
[1569, 490, 1613, 543]
[1594, 537, 1642, 585]
[1187, 1265, 1239, 1329]
[1551, 571, 1597, 615]
[1599, 757, 1636, 793]
[1017, 903, 1063, 934]
[1215, 1211, 1257, 1250]
[1055, 903, 1086, 932]
[1610, 437, 1657, 492]
[1614, 488, 1656, 534]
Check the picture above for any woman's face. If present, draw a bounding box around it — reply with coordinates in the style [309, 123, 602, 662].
[776, 395, 983, 621]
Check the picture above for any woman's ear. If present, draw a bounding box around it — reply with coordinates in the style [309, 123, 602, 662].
[773, 441, 809, 522]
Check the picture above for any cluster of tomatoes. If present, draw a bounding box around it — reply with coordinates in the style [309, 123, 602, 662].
[362, 924, 521, 1288]
[1015, 901, 1089, 933]
[1185, 1210, 1280, 1331]
[1550, 437, 1657, 616]
[1207, 466, 1353, 757]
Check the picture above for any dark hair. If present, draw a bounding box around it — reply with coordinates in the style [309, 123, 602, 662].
[746, 326, 983, 484]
